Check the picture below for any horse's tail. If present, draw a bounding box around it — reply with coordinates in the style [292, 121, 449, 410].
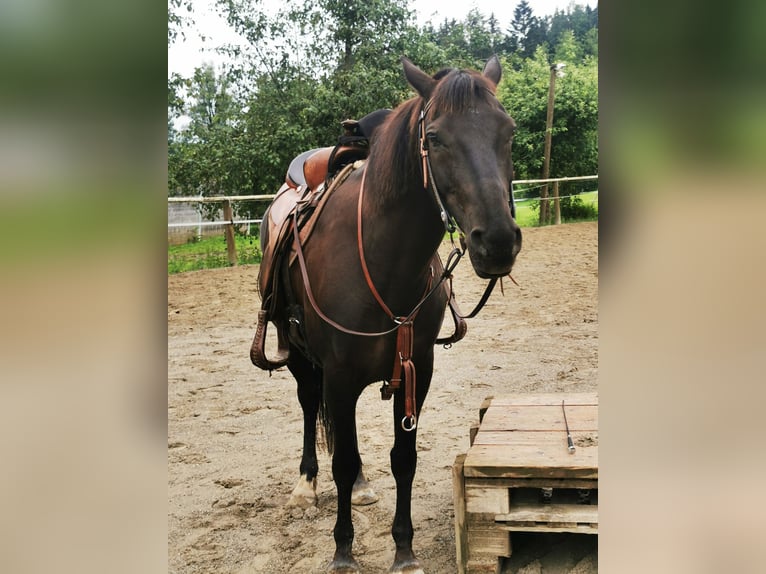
[317, 388, 335, 455]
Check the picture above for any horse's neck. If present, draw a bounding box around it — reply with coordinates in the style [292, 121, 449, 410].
[360, 175, 444, 282]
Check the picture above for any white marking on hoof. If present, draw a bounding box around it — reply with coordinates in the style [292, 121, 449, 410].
[351, 484, 379, 506]
[351, 473, 379, 506]
[390, 556, 424, 574]
[327, 557, 360, 573]
[286, 474, 317, 508]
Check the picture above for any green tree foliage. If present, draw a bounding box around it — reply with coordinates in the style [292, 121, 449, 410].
[168, 0, 194, 44]
[509, 1, 548, 58]
[547, 4, 598, 59]
[168, 65, 250, 203]
[497, 47, 597, 189]
[167, 1, 598, 226]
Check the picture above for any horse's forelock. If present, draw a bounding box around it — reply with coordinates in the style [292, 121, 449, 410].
[367, 70, 495, 199]
[429, 69, 495, 115]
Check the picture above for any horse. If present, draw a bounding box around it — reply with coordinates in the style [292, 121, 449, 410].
[254, 55, 522, 573]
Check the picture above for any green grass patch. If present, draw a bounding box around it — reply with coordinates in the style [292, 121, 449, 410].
[168, 191, 598, 273]
[168, 233, 262, 274]
[514, 190, 598, 227]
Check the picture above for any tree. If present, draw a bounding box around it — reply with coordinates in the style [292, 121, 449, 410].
[496, 48, 597, 207]
[554, 30, 582, 63]
[168, 0, 193, 44]
[168, 65, 248, 203]
[167, 0, 598, 221]
[509, 1, 548, 58]
[547, 4, 598, 60]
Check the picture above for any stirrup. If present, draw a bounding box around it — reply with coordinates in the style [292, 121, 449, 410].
[435, 293, 468, 347]
[250, 310, 290, 371]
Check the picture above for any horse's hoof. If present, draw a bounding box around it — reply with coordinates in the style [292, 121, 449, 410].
[327, 556, 361, 573]
[351, 485, 379, 506]
[286, 475, 317, 508]
[390, 552, 423, 574]
[389, 559, 424, 574]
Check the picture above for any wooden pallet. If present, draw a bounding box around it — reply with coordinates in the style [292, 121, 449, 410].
[453, 393, 598, 574]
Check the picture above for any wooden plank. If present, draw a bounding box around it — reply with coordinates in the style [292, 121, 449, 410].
[467, 526, 511, 559]
[465, 477, 598, 490]
[466, 556, 502, 574]
[487, 393, 597, 406]
[496, 523, 598, 534]
[495, 503, 598, 524]
[463, 444, 597, 479]
[471, 430, 597, 447]
[465, 485, 510, 514]
[478, 396, 495, 423]
[479, 404, 597, 432]
[453, 454, 469, 574]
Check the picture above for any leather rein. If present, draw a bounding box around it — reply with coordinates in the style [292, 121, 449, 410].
[292, 100, 504, 431]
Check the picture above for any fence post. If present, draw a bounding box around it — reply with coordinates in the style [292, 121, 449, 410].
[223, 199, 237, 266]
[553, 181, 561, 225]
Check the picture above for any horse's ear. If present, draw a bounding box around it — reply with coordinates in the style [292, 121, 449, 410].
[483, 54, 502, 87]
[401, 56, 437, 100]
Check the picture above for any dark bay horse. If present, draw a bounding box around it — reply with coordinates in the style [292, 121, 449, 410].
[258, 56, 521, 573]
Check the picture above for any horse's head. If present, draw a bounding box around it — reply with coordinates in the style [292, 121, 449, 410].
[402, 56, 522, 279]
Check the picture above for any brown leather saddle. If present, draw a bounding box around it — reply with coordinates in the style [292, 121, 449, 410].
[251, 110, 467, 372]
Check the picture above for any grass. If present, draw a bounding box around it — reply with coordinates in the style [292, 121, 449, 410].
[167, 191, 598, 274]
[168, 233, 261, 274]
[514, 190, 598, 227]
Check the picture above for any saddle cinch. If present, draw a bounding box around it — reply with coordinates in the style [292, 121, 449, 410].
[251, 110, 468, 371]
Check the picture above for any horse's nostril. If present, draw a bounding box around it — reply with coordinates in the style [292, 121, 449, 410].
[469, 229, 487, 256]
[513, 228, 522, 257]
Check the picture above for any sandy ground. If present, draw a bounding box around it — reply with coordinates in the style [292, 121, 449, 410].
[168, 221, 598, 574]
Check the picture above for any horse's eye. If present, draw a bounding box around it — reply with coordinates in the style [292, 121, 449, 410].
[426, 132, 441, 146]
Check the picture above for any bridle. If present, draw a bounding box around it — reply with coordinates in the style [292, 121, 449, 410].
[292, 97, 514, 431]
[418, 99, 457, 235]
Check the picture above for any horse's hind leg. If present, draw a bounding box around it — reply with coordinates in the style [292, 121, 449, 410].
[352, 466, 378, 506]
[286, 348, 322, 508]
[351, 423, 379, 506]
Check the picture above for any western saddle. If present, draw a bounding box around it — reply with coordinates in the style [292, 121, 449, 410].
[251, 109, 467, 372]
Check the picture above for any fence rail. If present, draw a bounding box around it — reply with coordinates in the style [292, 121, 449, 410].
[167, 175, 597, 265]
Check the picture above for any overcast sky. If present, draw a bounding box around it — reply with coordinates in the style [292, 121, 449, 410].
[168, 0, 597, 77]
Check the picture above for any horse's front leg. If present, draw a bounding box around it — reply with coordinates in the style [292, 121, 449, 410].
[326, 379, 362, 573]
[389, 364, 432, 574]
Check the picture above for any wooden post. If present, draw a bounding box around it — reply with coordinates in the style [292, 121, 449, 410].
[539, 65, 557, 226]
[553, 181, 561, 224]
[222, 199, 237, 266]
[452, 453, 469, 574]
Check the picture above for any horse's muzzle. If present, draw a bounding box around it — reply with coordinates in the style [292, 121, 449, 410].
[467, 222, 522, 279]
